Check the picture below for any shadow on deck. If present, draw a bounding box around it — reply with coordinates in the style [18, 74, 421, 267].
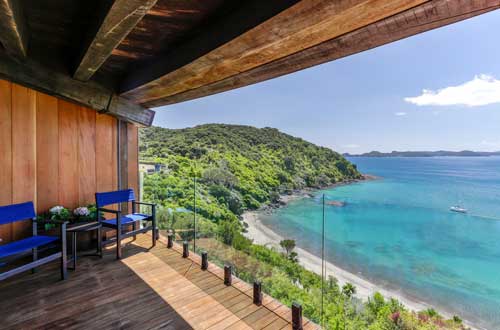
[0, 234, 318, 329]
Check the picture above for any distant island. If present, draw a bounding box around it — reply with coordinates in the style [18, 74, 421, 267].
[344, 150, 500, 157]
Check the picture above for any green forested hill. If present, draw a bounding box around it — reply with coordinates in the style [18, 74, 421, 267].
[139, 124, 466, 330]
[140, 124, 361, 222]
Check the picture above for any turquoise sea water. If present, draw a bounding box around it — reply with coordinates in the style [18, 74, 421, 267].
[259, 157, 500, 329]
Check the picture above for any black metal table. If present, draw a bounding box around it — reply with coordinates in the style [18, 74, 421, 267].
[67, 221, 102, 270]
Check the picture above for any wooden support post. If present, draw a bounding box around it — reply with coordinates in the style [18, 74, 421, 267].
[253, 281, 262, 306]
[167, 232, 173, 248]
[292, 302, 303, 330]
[201, 251, 208, 270]
[224, 265, 232, 286]
[182, 241, 189, 258]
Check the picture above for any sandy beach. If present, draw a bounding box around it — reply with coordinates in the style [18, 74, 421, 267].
[242, 203, 481, 330]
[243, 210, 429, 310]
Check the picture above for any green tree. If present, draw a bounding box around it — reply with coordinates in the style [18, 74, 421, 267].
[280, 239, 296, 257]
[342, 283, 356, 299]
[217, 220, 240, 245]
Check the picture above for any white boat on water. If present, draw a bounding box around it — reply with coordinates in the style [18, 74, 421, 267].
[450, 205, 467, 213]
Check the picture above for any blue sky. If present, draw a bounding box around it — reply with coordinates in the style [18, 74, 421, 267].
[153, 10, 500, 154]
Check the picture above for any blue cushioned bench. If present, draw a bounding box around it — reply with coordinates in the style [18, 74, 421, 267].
[95, 189, 157, 259]
[0, 202, 67, 281]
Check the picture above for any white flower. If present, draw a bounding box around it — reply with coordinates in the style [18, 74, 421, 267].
[73, 207, 90, 217]
[50, 206, 65, 215]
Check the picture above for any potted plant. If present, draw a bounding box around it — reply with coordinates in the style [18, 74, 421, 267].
[72, 204, 101, 250]
[72, 204, 99, 223]
[37, 205, 72, 233]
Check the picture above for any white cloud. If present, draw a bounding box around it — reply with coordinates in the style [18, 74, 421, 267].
[404, 74, 500, 107]
[343, 144, 360, 149]
[394, 112, 407, 116]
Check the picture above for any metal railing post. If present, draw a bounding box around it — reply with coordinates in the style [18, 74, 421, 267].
[183, 241, 189, 258]
[253, 281, 262, 306]
[292, 302, 303, 330]
[167, 233, 173, 248]
[201, 251, 208, 270]
[224, 265, 232, 285]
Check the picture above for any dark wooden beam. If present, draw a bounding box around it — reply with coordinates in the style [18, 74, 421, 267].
[140, 0, 500, 108]
[74, 0, 157, 81]
[0, 0, 28, 60]
[0, 52, 154, 126]
[120, 0, 428, 105]
[119, 0, 301, 96]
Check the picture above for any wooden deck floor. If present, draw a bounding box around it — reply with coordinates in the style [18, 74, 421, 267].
[0, 234, 319, 330]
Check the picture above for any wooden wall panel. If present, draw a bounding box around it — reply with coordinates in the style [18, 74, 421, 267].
[112, 120, 118, 192]
[78, 107, 96, 205]
[0, 79, 138, 242]
[58, 100, 79, 209]
[96, 113, 116, 193]
[36, 93, 59, 213]
[127, 124, 139, 198]
[11, 84, 36, 240]
[0, 80, 13, 242]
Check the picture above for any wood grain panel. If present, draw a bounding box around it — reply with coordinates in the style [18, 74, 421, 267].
[78, 106, 96, 205]
[111, 117, 118, 192]
[127, 123, 139, 197]
[36, 93, 59, 213]
[96, 113, 116, 193]
[0, 79, 132, 239]
[58, 100, 79, 208]
[0, 80, 12, 243]
[11, 83, 36, 240]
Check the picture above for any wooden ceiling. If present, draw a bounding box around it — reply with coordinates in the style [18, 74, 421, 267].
[0, 0, 498, 126]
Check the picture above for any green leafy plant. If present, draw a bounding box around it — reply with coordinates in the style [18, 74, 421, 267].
[72, 204, 99, 222]
[49, 206, 71, 221]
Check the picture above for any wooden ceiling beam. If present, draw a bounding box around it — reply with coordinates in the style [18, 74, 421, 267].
[0, 52, 155, 126]
[143, 0, 500, 107]
[118, 0, 303, 98]
[0, 0, 28, 60]
[120, 0, 429, 105]
[73, 0, 158, 81]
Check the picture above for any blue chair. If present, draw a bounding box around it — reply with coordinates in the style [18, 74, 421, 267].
[95, 189, 157, 259]
[0, 202, 67, 281]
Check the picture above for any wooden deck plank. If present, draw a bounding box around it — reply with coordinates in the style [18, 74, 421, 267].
[242, 306, 279, 329]
[0, 234, 303, 330]
[262, 317, 289, 330]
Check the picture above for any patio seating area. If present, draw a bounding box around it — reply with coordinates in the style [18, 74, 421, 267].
[0, 233, 318, 330]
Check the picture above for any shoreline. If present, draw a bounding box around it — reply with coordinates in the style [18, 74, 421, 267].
[242, 178, 481, 330]
[242, 211, 430, 311]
